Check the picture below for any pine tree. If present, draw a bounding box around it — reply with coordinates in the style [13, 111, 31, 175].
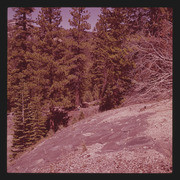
[65, 7, 91, 107]
[34, 7, 67, 107]
[20, 82, 36, 148]
[8, 7, 37, 158]
[11, 78, 26, 157]
[91, 8, 134, 111]
[90, 8, 110, 101]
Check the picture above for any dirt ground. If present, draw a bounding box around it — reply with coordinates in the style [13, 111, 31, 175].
[7, 98, 172, 173]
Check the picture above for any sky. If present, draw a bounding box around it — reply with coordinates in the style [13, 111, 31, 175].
[8, 7, 101, 31]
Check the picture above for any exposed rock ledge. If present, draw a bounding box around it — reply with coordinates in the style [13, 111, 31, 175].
[7, 99, 172, 173]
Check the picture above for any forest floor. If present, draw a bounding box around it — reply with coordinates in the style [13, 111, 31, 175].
[7, 98, 172, 173]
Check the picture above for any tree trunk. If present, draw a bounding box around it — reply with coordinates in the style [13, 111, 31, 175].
[100, 69, 108, 99]
[75, 83, 80, 107]
[21, 85, 25, 123]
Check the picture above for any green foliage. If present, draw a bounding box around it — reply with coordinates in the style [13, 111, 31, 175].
[47, 108, 70, 132]
[99, 84, 124, 111]
[91, 8, 134, 111]
[83, 90, 94, 103]
[34, 7, 68, 106]
[9, 8, 36, 158]
[65, 8, 91, 107]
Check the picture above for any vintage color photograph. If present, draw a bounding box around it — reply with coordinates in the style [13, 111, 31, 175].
[7, 7, 172, 173]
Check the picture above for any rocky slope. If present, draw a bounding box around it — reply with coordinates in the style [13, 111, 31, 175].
[7, 98, 172, 173]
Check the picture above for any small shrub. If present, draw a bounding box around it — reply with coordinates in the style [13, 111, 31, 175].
[83, 90, 93, 102]
[46, 107, 70, 132]
[71, 117, 78, 125]
[81, 141, 87, 153]
[99, 87, 124, 112]
[78, 111, 85, 120]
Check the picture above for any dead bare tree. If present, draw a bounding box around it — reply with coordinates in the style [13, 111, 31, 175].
[124, 19, 172, 104]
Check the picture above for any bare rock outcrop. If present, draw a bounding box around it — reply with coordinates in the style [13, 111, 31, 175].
[7, 99, 172, 173]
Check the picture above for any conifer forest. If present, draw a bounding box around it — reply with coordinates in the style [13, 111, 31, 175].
[7, 7, 172, 159]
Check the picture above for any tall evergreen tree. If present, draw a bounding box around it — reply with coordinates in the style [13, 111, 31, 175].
[11, 78, 26, 156]
[9, 8, 36, 157]
[20, 7, 66, 141]
[9, 8, 39, 158]
[34, 7, 67, 108]
[90, 8, 111, 101]
[65, 7, 91, 107]
[91, 8, 134, 111]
